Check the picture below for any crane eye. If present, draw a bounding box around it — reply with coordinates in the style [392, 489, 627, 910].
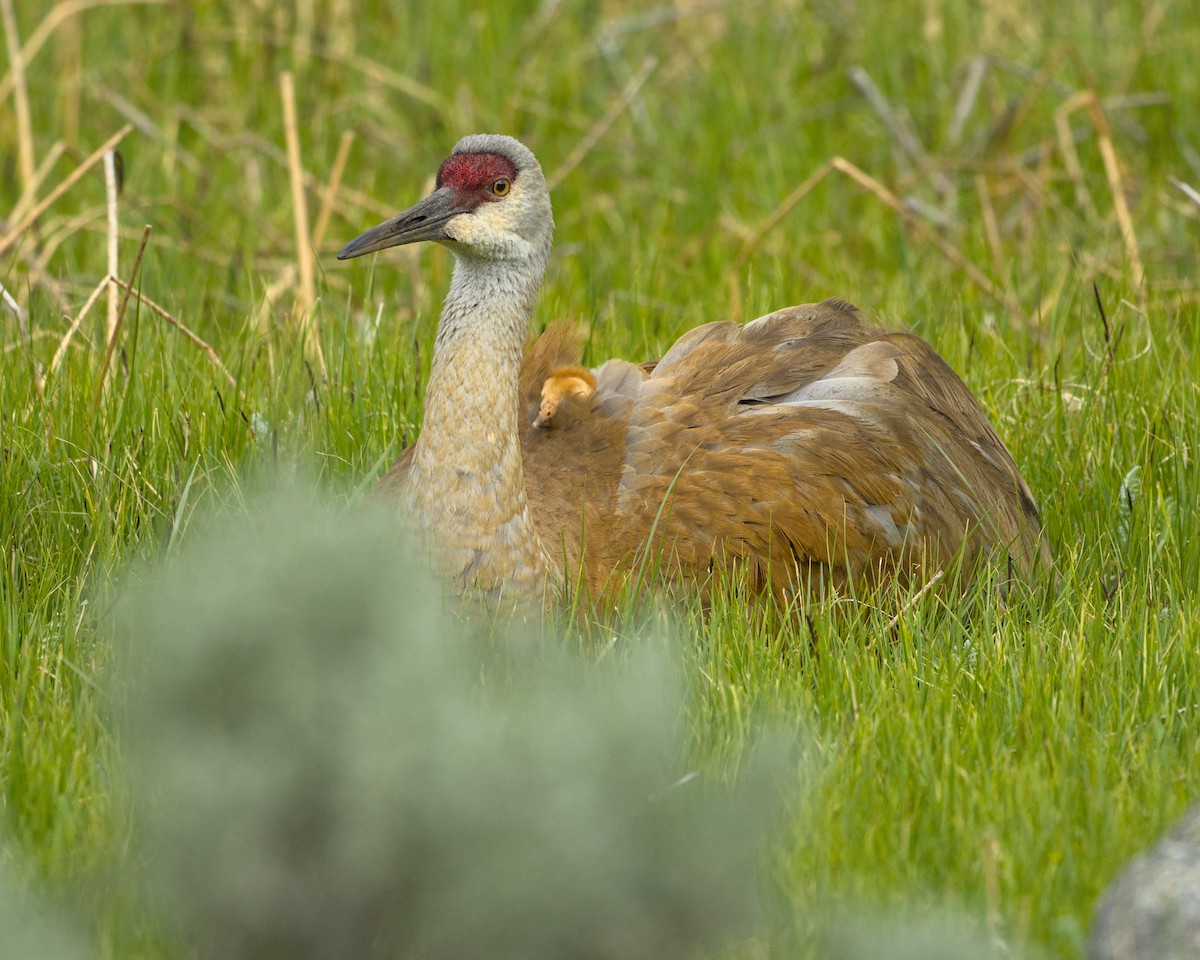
[490, 178, 511, 196]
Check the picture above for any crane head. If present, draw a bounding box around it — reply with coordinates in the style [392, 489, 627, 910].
[337, 134, 554, 264]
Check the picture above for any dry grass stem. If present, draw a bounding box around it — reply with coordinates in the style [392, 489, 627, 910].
[0, 0, 36, 190]
[546, 57, 658, 192]
[885, 569, 945, 630]
[947, 55, 988, 147]
[990, 51, 1064, 155]
[173, 103, 396, 221]
[280, 71, 327, 379]
[975, 174, 1004, 276]
[738, 156, 1015, 315]
[253, 263, 297, 336]
[1017, 161, 1049, 258]
[727, 270, 744, 324]
[850, 66, 927, 168]
[1170, 177, 1200, 210]
[1054, 92, 1099, 220]
[109, 277, 237, 386]
[830, 156, 1017, 315]
[0, 278, 29, 337]
[1104, 91, 1172, 111]
[9, 141, 67, 225]
[48, 273, 109, 378]
[734, 161, 834, 270]
[341, 51, 447, 114]
[311, 169, 393, 221]
[104, 150, 120, 342]
[99, 86, 206, 177]
[312, 130, 355, 251]
[97, 86, 160, 139]
[1084, 92, 1145, 288]
[57, 8, 81, 141]
[0, 124, 133, 258]
[849, 66, 960, 209]
[93, 225, 151, 408]
[595, 35, 650, 133]
[27, 203, 109, 268]
[280, 72, 315, 318]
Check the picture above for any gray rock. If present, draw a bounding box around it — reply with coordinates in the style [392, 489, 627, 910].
[1089, 803, 1200, 960]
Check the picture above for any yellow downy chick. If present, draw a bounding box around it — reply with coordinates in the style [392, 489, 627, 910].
[533, 366, 596, 428]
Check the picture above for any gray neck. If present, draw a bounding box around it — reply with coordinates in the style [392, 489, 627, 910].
[406, 250, 552, 604]
[433, 254, 543, 368]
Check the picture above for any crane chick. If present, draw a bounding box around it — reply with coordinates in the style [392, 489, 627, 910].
[533, 366, 596, 429]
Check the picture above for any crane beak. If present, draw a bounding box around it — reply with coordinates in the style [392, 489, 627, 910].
[337, 188, 467, 260]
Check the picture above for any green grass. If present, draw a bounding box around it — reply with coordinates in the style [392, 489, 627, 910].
[2, 0, 1198, 956]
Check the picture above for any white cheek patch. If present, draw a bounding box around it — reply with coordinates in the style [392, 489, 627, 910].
[444, 211, 535, 261]
[443, 214, 479, 244]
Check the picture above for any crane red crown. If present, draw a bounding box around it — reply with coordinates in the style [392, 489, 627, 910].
[437, 153, 519, 193]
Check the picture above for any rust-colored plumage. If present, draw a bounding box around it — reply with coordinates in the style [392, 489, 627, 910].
[342, 135, 1051, 607]
[513, 302, 1050, 601]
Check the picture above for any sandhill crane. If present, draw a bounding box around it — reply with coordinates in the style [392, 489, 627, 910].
[338, 134, 1051, 607]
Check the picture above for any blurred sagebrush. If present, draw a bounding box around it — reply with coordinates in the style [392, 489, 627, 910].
[116, 487, 783, 960]
[0, 860, 89, 960]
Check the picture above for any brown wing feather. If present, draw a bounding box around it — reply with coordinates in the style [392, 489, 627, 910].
[519, 299, 1051, 600]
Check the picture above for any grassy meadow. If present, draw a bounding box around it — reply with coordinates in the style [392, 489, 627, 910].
[2, 0, 1199, 956]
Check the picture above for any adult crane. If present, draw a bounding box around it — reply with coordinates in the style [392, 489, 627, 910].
[338, 134, 1050, 607]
